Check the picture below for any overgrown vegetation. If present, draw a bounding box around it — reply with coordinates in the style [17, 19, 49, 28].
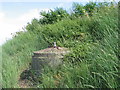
[2, 1, 119, 88]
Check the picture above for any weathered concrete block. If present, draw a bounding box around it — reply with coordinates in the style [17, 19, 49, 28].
[31, 47, 70, 74]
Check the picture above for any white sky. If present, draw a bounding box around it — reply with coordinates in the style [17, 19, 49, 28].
[0, 0, 118, 2]
[0, 8, 50, 45]
[0, 0, 119, 45]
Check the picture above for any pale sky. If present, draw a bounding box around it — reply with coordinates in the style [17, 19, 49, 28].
[0, 0, 119, 45]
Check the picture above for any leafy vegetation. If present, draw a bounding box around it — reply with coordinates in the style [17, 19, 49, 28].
[39, 8, 69, 24]
[2, 1, 119, 88]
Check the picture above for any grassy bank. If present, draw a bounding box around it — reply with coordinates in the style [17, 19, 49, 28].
[2, 2, 119, 88]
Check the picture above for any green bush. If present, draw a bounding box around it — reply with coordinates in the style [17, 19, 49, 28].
[39, 8, 69, 24]
[2, 2, 119, 88]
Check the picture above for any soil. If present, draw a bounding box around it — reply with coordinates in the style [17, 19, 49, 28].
[18, 67, 42, 88]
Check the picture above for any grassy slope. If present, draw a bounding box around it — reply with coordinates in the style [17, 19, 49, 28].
[2, 32, 48, 88]
[37, 6, 119, 88]
[2, 5, 119, 88]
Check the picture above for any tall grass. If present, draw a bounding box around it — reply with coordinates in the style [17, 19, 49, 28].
[2, 3, 119, 88]
[36, 5, 119, 88]
[2, 32, 48, 88]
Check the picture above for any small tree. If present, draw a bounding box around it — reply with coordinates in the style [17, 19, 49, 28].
[84, 2, 97, 16]
[39, 8, 69, 24]
[72, 2, 85, 17]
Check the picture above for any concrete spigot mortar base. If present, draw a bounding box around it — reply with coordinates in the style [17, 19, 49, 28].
[31, 43, 70, 75]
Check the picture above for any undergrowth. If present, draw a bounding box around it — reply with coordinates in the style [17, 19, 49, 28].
[2, 2, 119, 88]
